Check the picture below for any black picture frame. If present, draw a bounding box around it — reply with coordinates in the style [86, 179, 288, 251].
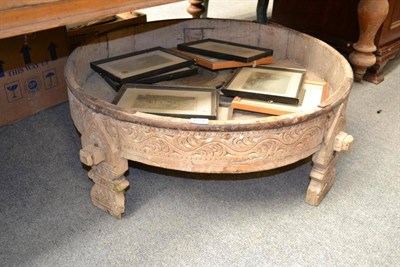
[90, 47, 195, 84]
[177, 38, 273, 63]
[135, 66, 198, 84]
[103, 75, 122, 92]
[221, 66, 306, 105]
[103, 66, 199, 92]
[112, 84, 219, 119]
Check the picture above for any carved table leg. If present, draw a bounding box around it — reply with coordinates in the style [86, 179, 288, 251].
[87, 161, 129, 219]
[307, 104, 354, 205]
[79, 115, 129, 219]
[187, 0, 206, 18]
[349, 0, 389, 82]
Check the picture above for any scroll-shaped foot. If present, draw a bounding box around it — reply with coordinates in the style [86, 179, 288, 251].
[307, 154, 338, 206]
[88, 161, 129, 219]
[91, 179, 129, 219]
[307, 130, 353, 205]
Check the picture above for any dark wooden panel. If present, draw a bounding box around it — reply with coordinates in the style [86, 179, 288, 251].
[376, 0, 400, 45]
[271, 0, 400, 83]
[271, 0, 360, 50]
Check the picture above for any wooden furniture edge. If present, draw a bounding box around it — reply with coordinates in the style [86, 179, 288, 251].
[0, 0, 180, 39]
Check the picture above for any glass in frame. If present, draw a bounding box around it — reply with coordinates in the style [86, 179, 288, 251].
[90, 47, 195, 84]
[112, 84, 218, 119]
[222, 66, 306, 104]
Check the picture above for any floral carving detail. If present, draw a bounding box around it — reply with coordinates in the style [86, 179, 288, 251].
[118, 117, 325, 166]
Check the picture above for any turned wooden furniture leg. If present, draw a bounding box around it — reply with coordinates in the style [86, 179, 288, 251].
[307, 103, 354, 205]
[79, 115, 129, 219]
[349, 0, 389, 82]
[187, 0, 206, 18]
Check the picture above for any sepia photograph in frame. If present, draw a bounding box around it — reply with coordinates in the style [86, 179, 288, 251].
[112, 84, 218, 119]
[221, 66, 306, 104]
[177, 38, 273, 63]
[90, 47, 195, 84]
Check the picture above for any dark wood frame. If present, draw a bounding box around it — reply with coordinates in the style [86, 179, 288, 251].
[177, 38, 273, 63]
[270, 0, 397, 84]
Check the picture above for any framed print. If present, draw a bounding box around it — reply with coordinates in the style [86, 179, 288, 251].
[172, 48, 274, 70]
[112, 84, 218, 119]
[90, 47, 195, 84]
[177, 38, 273, 63]
[222, 66, 306, 105]
[231, 80, 329, 115]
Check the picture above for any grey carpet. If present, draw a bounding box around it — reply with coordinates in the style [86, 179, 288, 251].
[1, 57, 399, 266]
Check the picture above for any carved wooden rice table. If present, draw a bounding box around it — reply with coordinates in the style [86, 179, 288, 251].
[65, 19, 354, 218]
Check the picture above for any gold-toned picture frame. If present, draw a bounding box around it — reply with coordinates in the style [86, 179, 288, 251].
[112, 84, 218, 119]
[222, 66, 306, 104]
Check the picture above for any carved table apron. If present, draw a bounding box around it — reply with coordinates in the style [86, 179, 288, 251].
[65, 19, 354, 218]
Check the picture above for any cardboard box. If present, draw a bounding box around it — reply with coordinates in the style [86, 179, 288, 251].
[0, 27, 69, 126]
[0, 58, 68, 126]
[0, 12, 147, 126]
[0, 27, 69, 71]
